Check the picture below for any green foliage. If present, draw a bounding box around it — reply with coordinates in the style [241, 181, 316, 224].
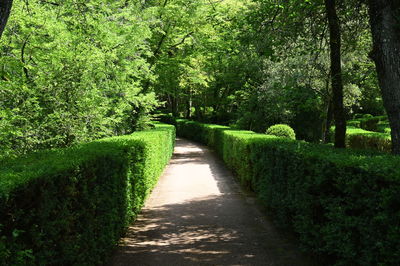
[158, 113, 178, 126]
[0, 124, 175, 265]
[0, 0, 159, 157]
[343, 115, 391, 152]
[174, 119, 400, 265]
[346, 127, 391, 153]
[347, 120, 361, 128]
[223, 0, 382, 141]
[234, 84, 323, 139]
[348, 115, 388, 131]
[1, 0, 386, 153]
[360, 117, 381, 131]
[265, 124, 296, 140]
[377, 121, 391, 134]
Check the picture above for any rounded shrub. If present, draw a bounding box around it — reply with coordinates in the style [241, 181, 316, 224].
[347, 120, 361, 128]
[265, 124, 296, 140]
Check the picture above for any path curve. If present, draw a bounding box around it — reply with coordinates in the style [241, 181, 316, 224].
[109, 138, 314, 266]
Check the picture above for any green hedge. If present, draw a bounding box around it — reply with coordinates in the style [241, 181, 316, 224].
[348, 115, 388, 132]
[329, 124, 391, 152]
[0, 123, 175, 265]
[346, 126, 391, 153]
[175, 119, 400, 265]
[377, 121, 391, 134]
[345, 115, 391, 152]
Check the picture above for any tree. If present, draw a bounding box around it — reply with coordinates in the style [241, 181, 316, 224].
[367, 0, 400, 154]
[325, 0, 346, 148]
[0, 0, 159, 157]
[0, 0, 13, 39]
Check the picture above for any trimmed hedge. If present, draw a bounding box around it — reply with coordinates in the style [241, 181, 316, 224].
[349, 115, 388, 132]
[175, 119, 400, 265]
[377, 121, 391, 134]
[346, 126, 391, 153]
[329, 123, 391, 152]
[345, 115, 391, 152]
[0, 123, 175, 265]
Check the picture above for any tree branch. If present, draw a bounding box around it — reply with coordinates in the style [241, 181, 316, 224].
[0, 0, 13, 39]
[168, 31, 194, 50]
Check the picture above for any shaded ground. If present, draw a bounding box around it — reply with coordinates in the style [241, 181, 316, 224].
[109, 138, 315, 266]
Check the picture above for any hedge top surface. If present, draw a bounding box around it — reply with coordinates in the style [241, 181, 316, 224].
[176, 119, 400, 181]
[346, 126, 391, 139]
[175, 119, 229, 130]
[0, 124, 175, 198]
[248, 134, 399, 179]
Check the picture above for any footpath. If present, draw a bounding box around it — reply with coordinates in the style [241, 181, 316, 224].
[109, 138, 314, 266]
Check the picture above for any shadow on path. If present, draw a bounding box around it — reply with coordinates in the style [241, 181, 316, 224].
[109, 138, 315, 266]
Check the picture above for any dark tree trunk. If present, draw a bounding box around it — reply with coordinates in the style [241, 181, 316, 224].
[0, 0, 13, 39]
[325, 0, 346, 148]
[171, 96, 178, 116]
[367, 0, 400, 154]
[322, 98, 334, 143]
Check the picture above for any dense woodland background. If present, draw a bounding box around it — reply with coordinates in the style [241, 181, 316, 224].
[1, 1, 400, 264]
[0, 0, 399, 157]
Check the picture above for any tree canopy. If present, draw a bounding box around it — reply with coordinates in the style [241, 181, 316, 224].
[0, 0, 399, 155]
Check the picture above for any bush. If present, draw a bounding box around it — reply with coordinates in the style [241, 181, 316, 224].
[347, 119, 361, 128]
[377, 121, 391, 134]
[0, 124, 175, 265]
[351, 115, 388, 132]
[157, 113, 177, 126]
[173, 119, 400, 265]
[265, 124, 296, 140]
[334, 116, 391, 153]
[360, 117, 380, 131]
[330, 126, 390, 152]
[346, 126, 391, 152]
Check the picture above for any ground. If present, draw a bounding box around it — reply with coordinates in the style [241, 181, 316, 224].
[109, 138, 315, 266]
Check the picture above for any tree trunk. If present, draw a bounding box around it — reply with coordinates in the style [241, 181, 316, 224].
[0, 0, 13, 39]
[185, 99, 192, 118]
[325, 0, 346, 148]
[367, 0, 400, 154]
[322, 98, 334, 143]
[171, 96, 178, 116]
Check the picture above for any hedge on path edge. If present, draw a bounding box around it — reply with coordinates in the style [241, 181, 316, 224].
[173, 118, 400, 265]
[0, 123, 175, 265]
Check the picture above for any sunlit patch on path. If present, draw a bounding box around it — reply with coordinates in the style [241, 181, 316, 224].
[109, 138, 313, 266]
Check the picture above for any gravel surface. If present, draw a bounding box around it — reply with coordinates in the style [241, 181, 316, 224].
[108, 138, 315, 266]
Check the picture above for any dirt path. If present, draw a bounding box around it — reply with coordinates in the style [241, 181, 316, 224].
[109, 138, 314, 266]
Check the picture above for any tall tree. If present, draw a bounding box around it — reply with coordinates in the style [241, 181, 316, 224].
[0, 0, 159, 157]
[367, 0, 400, 154]
[325, 0, 346, 148]
[0, 0, 13, 39]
